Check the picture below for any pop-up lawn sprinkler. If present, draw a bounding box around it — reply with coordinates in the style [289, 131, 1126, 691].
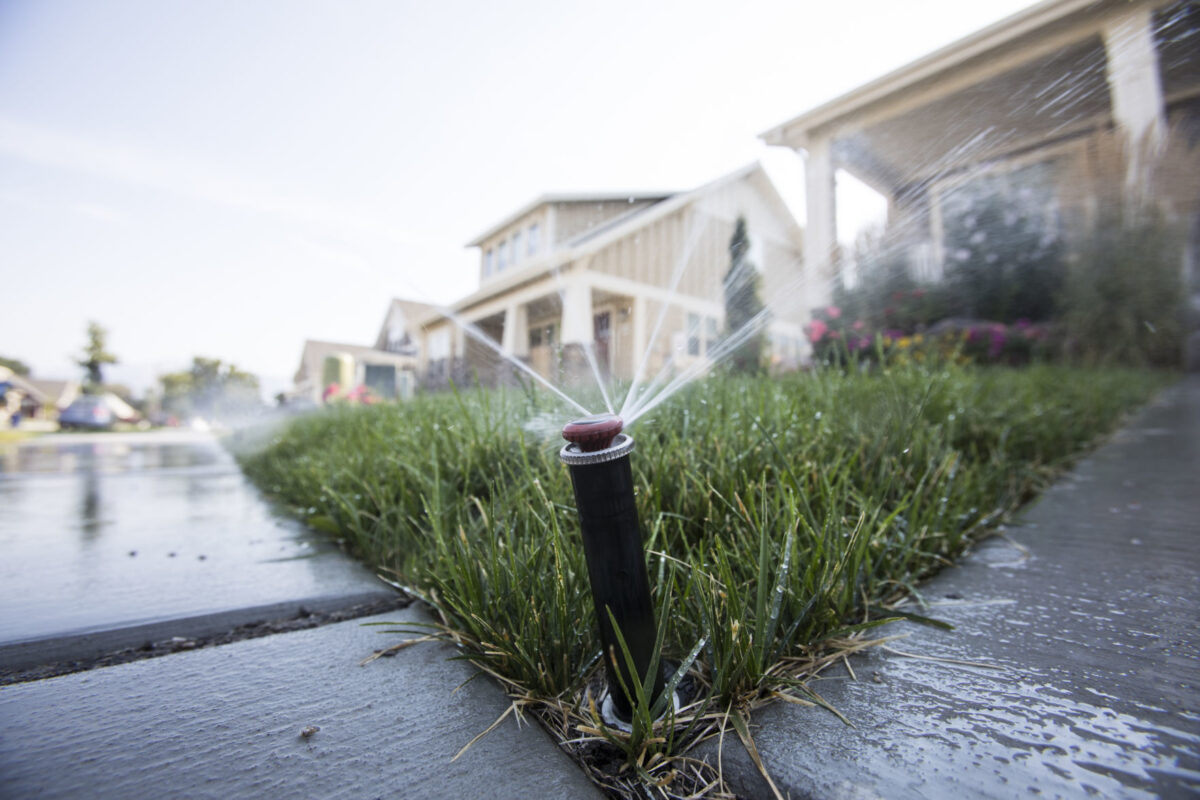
[561, 414, 667, 724]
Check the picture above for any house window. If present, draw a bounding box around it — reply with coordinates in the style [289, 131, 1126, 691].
[686, 313, 701, 357]
[528, 223, 539, 256]
[512, 231, 522, 265]
[484, 249, 494, 277]
[428, 329, 450, 361]
[497, 240, 508, 272]
[529, 323, 557, 349]
[705, 317, 719, 355]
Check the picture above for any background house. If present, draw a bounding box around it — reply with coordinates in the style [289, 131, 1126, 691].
[374, 298, 437, 355]
[410, 162, 807, 389]
[291, 339, 419, 405]
[761, 0, 1200, 365]
[25, 379, 81, 419]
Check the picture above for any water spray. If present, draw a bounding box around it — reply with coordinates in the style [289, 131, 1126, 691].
[560, 414, 666, 723]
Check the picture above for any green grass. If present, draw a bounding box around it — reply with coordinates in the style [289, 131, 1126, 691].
[234, 364, 1169, 795]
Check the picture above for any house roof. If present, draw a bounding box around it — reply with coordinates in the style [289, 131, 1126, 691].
[0, 369, 50, 403]
[375, 298, 437, 351]
[465, 192, 675, 247]
[26, 379, 80, 408]
[431, 161, 801, 320]
[384, 297, 438, 319]
[759, 0, 1133, 149]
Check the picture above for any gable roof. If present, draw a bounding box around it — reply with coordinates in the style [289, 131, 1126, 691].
[465, 192, 675, 248]
[439, 162, 801, 318]
[0, 369, 50, 403]
[375, 297, 437, 351]
[26, 379, 80, 408]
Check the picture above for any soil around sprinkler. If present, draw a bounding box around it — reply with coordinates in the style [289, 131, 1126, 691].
[564, 661, 716, 792]
[1, 594, 412, 685]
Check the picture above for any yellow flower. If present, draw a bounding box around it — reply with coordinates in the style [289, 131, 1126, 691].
[913, 334, 925, 344]
[897, 337, 913, 348]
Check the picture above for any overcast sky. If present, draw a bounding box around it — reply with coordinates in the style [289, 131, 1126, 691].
[0, 0, 1037, 397]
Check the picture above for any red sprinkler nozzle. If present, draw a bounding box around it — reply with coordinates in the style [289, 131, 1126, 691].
[562, 414, 624, 452]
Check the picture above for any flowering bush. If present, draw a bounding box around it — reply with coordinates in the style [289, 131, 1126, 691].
[322, 382, 380, 405]
[806, 305, 1057, 367]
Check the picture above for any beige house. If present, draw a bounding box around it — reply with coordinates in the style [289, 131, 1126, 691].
[0, 371, 81, 424]
[761, 0, 1199, 360]
[411, 162, 808, 388]
[292, 338, 419, 405]
[374, 298, 437, 355]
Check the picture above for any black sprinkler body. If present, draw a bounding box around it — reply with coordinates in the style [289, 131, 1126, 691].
[561, 414, 665, 722]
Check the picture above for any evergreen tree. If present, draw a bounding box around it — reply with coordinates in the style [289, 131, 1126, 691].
[76, 321, 118, 391]
[723, 217, 767, 373]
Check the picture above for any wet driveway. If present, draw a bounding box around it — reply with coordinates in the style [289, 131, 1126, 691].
[0, 430, 388, 651]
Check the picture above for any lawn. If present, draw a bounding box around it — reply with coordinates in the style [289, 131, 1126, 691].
[235, 364, 1170, 796]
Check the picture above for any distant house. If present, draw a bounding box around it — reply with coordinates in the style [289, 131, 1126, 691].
[0, 368, 82, 426]
[374, 298, 437, 355]
[25, 379, 81, 419]
[406, 162, 808, 387]
[760, 0, 1199, 361]
[291, 339, 419, 405]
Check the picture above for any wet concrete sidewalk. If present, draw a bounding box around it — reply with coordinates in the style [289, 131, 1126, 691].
[0, 430, 601, 798]
[0, 430, 397, 672]
[0, 606, 600, 799]
[707, 377, 1200, 799]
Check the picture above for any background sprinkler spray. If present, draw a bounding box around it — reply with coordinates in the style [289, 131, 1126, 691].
[560, 414, 666, 723]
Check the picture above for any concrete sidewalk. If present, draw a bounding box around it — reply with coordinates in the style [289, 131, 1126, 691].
[3, 380, 1197, 799]
[0, 431, 599, 798]
[0, 430, 395, 669]
[705, 377, 1200, 799]
[0, 606, 601, 799]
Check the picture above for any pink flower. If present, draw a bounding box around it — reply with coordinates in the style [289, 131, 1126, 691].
[825, 305, 842, 320]
[852, 320, 865, 331]
[806, 319, 829, 342]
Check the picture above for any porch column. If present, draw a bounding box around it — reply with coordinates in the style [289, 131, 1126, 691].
[1102, 6, 1166, 195]
[805, 135, 838, 309]
[501, 303, 529, 357]
[560, 279, 593, 345]
[631, 295, 648, 370]
[453, 324, 466, 360]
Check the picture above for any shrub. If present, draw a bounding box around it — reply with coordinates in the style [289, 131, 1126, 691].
[940, 166, 1065, 323]
[1061, 204, 1185, 367]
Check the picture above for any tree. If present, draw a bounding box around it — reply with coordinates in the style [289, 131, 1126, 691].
[723, 217, 767, 373]
[0, 356, 31, 376]
[159, 357, 261, 419]
[76, 321, 118, 391]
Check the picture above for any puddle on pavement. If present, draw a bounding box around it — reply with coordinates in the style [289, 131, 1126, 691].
[0, 433, 377, 645]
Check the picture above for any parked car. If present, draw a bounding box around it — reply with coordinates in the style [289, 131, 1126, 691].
[58, 396, 116, 430]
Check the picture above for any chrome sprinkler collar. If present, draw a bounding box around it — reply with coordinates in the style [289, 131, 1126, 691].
[559, 433, 634, 466]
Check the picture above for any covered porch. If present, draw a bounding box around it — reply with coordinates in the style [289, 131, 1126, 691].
[763, 0, 1199, 281]
[419, 267, 726, 389]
